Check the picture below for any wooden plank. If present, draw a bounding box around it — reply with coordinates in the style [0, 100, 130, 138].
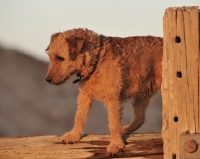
[0, 134, 163, 159]
[162, 6, 200, 159]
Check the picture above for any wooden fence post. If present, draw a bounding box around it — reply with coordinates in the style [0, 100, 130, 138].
[162, 6, 200, 159]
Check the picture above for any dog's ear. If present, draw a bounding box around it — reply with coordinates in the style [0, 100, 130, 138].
[45, 33, 60, 51]
[66, 37, 85, 60]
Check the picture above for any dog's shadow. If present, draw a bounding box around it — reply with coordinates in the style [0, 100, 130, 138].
[55, 134, 132, 144]
[123, 133, 131, 145]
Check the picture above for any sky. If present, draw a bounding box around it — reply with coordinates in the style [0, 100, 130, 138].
[0, 0, 199, 61]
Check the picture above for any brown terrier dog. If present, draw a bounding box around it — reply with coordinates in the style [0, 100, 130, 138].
[45, 28, 163, 156]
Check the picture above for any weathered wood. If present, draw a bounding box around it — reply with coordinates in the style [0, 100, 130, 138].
[162, 6, 200, 159]
[0, 134, 163, 159]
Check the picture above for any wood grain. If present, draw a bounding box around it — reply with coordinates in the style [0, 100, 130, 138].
[162, 6, 200, 159]
[0, 134, 163, 159]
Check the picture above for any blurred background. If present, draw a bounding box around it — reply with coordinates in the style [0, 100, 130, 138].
[0, 0, 199, 136]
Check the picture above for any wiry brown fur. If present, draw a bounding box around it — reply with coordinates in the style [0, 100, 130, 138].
[45, 28, 163, 156]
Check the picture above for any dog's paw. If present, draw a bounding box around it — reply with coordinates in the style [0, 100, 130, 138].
[107, 141, 125, 157]
[62, 132, 81, 144]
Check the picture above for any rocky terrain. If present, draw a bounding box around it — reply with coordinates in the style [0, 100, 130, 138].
[0, 45, 162, 136]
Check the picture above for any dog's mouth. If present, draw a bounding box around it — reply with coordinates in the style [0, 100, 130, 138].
[52, 75, 70, 85]
[48, 71, 84, 85]
[53, 71, 82, 85]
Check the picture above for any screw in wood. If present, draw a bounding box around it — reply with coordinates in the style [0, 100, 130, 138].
[184, 139, 198, 153]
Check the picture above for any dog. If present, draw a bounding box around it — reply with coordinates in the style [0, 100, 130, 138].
[45, 28, 163, 156]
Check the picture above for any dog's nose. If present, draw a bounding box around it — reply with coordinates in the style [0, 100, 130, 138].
[45, 76, 52, 83]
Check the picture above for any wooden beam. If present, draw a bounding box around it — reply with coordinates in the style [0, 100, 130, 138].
[0, 134, 163, 159]
[162, 6, 200, 159]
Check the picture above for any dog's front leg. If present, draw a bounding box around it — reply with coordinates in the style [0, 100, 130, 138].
[106, 100, 125, 156]
[62, 91, 92, 144]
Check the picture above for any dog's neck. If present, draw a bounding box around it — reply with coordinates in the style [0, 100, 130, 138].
[72, 53, 100, 84]
[72, 34, 104, 84]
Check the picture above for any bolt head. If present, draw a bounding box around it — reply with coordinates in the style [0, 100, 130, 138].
[184, 139, 198, 153]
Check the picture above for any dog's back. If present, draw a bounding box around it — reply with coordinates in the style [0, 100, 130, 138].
[91, 35, 163, 102]
[116, 36, 162, 101]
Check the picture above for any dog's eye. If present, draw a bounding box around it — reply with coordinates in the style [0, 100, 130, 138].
[56, 55, 65, 62]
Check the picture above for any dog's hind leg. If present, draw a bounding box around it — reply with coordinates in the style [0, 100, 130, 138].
[122, 96, 151, 134]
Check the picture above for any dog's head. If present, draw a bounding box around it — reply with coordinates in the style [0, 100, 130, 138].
[45, 32, 85, 85]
